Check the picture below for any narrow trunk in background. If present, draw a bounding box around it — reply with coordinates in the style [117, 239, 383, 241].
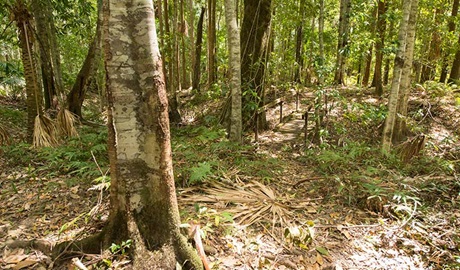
[67, 0, 102, 119]
[224, 0, 242, 143]
[180, 0, 190, 89]
[294, 0, 306, 83]
[372, 0, 386, 96]
[103, 0, 202, 268]
[31, 0, 64, 110]
[317, 0, 324, 84]
[187, 0, 195, 87]
[362, 4, 377, 87]
[449, 34, 460, 83]
[334, 0, 351, 85]
[207, 0, 217, 88]
[382, 0, 413, 152]
[163, 0, 182, 123]
[440, 0, 459, 83]
[420, 8, 441, 82]
[192, 7, 205, 91]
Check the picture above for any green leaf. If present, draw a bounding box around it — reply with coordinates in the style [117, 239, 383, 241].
[316, 246, 329, 255]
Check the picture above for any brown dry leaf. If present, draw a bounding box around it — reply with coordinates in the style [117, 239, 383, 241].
[316, 252, 323, 265]
[13, 260, 37, 270]
[337, 225, 352, 239]
[3, 249, 28, 264]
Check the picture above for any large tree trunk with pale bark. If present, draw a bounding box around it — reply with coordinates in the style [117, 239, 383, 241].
[394, 0, 418, 142]
[103, 1, 202, 268]
[382, 0, 418, 152]
[224, 0, 242, 143]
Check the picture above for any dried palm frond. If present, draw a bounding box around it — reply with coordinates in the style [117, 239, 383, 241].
[397, 134, 426, 163]
[180, 180, 312, 228]
[57, 108, 78, 137]
[33, 114, 58, 147]
[0, 125, 11, 146]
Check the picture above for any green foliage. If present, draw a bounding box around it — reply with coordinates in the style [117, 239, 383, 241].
[0, 61, 24, 98]
[189, 162, 212, 184]
[423, 81, 453, 98]
[109, 239, 132, 255]
[2, 126, 108, 180]
[172, 125, 283, 186]
[0, 106, 26, 127]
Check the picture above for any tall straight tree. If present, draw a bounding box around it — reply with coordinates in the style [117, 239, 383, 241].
[207, 0, 217, 87]
[224, 0, 242, 142]
[371, 0, 386, 96]
[440, 0, 459, 83]
[394, 0, 418, 141]
[334, 0, 351, 85]
[294, 0, 306, 83]
[362, 4, 377, 87]
[31, 0, 64, 110]
[192, 7, 206, 91]
[11, 0, 42, 142]
[102, 0, 202, 268]
[240, 0, 271, 128]
[67, 0, 103, 119]
[382, 0, 418, 152]
[420, 8, 442, 82]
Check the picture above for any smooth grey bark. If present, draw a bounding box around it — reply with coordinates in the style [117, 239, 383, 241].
[394, 0, 419, 142]
[103, 0, 202, 268]
[382, 0, 415, 152]
[224, 0, 242, 143]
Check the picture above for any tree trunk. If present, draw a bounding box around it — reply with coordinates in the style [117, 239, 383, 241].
[440, 0, 459, 83]
[103, 0, 202, 268]
[361, 5, 377, 87]
[449, 35, 460, 83]
[240, 0, 271, 129]
[225, 0, 242, 143]
[362, 44, 373, 87]
[393, 0, 418, 142]
[334, 0, 351, 85]
[12, 0, 42, 143]
[382, 0, 413, 153]
[188, 0, 195, 87]
[192, 7, 205, 91]
[317, 0, 324, 84]
[207, 0, 217, 88]
[294, 0, 306, 83]
[420, 8, 441, 83]
[372, 0, 386, 96]
[67, 0, 102, 119]
[31, 0, 64, 110]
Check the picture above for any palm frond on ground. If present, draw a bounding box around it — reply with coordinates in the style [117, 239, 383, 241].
[0, 125, 10, 145]
[180, 179, 315, 228]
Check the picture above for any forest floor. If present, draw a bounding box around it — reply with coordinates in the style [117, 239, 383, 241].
[1, 84, 460, 269]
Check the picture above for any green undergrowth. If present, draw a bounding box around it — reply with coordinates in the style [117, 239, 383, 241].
[171, 125, 284, 186]
[2, 125, 108, 181]
[297, 139, 457, 211]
